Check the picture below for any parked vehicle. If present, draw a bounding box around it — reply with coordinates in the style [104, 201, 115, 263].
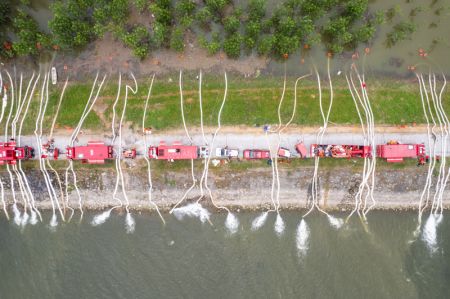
[0, 142, 34, 165]
[277, 147, 292, 158]
[243, 149, 270, 160]
[66, 141, 113, 164]
[215, 147, 239, 158]
[377, 141, 426, 163]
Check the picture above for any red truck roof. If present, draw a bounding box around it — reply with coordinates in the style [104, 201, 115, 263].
[0, 142, 33, 165]
[148, 142, 198, 160]
[377, 143, 425, 162]
[66, 141, 113, 164]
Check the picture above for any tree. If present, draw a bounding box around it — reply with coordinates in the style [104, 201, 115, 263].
[12, 10, 46, 56]
[49, 0, 95, 49]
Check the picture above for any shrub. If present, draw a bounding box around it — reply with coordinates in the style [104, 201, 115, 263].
[223, 33, 241, 58]
[198, 32, 221, 55]
[122, 25, 151, 59]
[175, 0, 196, 17]
[152, 22, 168, 47]
[170, 26, 185, 52]
[134, 0, 148, 13]
[385, 21, 415, 48]
[224, 15, 240, 34]
[257, 35, 273, 56]
[196, 7, 213, 27]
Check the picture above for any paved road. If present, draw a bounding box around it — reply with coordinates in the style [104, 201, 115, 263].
[17, 129, 450, 159]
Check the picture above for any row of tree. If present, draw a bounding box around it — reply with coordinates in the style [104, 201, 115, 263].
[0, 0, 416, 61]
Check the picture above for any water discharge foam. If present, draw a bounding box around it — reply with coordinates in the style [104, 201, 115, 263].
[225, 212, 239, 234]
[296, 219, 310, 258]
[125, 212, 136, 234]
[172, 203, 211, 224]
[274, 213, 285, 236]
[91, 209, 113, 227]
[422, 214, 442, 253]
[29, 210, 38, 225]
[12, 204, 21, 226]
[251, 211, 268, 231]
[327, 215, 344, 229]
[20, 211, 29, 227]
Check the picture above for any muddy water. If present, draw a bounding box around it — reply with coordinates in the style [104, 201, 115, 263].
[0, 211, 449, 298]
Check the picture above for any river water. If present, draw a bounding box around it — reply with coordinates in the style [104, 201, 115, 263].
[0, 211, 449, 298]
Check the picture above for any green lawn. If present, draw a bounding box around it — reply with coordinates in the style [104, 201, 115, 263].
[1, 74, 444, 135]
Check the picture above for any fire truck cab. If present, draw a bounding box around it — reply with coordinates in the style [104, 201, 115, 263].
[66, 141, 113, 164]
[0, 142, 34, 165]
[377, 142, 426, 163]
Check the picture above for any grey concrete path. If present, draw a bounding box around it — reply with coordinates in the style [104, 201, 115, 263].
[17, 128, 450, 159]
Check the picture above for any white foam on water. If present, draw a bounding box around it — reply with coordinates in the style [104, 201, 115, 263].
[225, 212, 239, 234]
[327, 215, 344, 229]
[172, 203, 211, 224]
[91, 209, 112, 226]
[20, 212, 29, 227]
[251, 211, 268, 231]
[29, 210, 38, 225]
[12, 204, 21, 226]
[296, 219, 310, 258]
[422, 214, 440, 253]
[49, 214, 58, 227]
[125, 212, 136, 234]
[274, 213, 285, 236]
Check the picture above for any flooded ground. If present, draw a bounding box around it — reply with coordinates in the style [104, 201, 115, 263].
[21, 0, 450, 77]
[0, 210, 449, 298]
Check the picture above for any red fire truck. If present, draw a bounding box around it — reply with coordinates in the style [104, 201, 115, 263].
[66, 141, 113, 164]
[148, 141, 208, 160]
[377, 141, 426, 163]
[0, 142, 34, 165]
[310, 144, 371, 158]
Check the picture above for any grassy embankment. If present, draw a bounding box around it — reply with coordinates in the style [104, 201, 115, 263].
[3, 74, 446, 136]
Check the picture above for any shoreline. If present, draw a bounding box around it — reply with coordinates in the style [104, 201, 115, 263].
[1, 165, 448, 214]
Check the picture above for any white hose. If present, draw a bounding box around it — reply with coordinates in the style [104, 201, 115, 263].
[179, 70, 193, 144]
[111, 73, 124, 209]
[17, 74, 41, 221]
[142, 74, 165, 224]
[65, 73, 106, 220]
[118, 73, 137, 213]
